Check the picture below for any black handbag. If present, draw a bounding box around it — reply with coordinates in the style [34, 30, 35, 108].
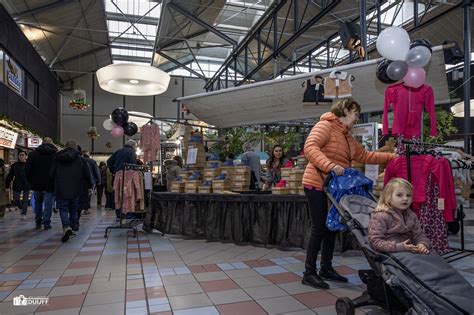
[302, 75, 331, 105]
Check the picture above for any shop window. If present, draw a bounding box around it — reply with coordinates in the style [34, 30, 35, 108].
[25, 74, 38, 107]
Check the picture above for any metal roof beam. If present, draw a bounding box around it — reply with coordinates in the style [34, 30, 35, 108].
[111, 55, 151, 63]
[106, 12, 159, 25]
[167, 2, 238, 47]
[158, 52, 207, 80]
[110, 45, 154, 52]
[57, 46, 109, 65]
[12, 0, 78, 20]
[156, 30, 209, 50]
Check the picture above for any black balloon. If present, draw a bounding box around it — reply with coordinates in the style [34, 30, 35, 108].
[111, 108, 129, 126]
[376, 59, 397, 84]
[123, 122, 138, 136]
[410, 38, 432, 53]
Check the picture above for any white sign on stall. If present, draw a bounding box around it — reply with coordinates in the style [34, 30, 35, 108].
[0, 126, 19, 149]
[186, 148, 198, 165]
[27, 137, 43, 148]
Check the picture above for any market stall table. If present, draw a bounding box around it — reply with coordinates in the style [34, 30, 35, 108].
[144, 192, 312, 249]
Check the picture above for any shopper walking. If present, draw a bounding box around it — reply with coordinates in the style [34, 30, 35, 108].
[81, 150, 100, 215]
[302, 98, 395, 289]
[5, 151, 30, 219]
[50, 140, 92, 242]
[107, 140, 137, 219]
[241, 142, 261, 190]
[96, 162, 107, 207]
[25, 137, 57, 229]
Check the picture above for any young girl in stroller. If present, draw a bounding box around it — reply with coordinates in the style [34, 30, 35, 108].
[368, 178, 430, 255]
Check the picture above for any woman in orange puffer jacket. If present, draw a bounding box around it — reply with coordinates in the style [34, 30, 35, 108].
[301, 98, 396, 290]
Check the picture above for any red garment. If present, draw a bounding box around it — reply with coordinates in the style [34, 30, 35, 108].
[384, 156, 456, 222]
[383, 83, 437, 137]
[113, 170, 143, 213]
[140, 124, 161, 162]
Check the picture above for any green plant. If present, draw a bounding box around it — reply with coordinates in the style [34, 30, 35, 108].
[423, 109, 457, 143]
[208, 127, 260, 160]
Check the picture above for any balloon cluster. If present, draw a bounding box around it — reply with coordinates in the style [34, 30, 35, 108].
[376, 27, 432, 88]
[102, 108, 138, 138]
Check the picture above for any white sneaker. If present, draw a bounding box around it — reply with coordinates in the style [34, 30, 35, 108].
[20, 214, 26, 220]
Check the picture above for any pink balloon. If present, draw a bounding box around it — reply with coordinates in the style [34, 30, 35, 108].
[111, 126, 124, 138]
[403, 67, 426, 88]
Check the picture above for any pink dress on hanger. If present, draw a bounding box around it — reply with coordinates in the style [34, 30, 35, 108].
[382, 83, 437, 137]
[140, 124, 161, 163]
[113, 170, 143, 213]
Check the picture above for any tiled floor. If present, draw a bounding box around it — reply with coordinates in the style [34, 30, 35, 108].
[0, 202, 473, 315]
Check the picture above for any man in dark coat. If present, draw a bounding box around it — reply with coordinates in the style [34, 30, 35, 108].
[5, 150, 30, 219]
[26, 137, 57, 230]
[107, 140, 137, 220]
[107, 140, 137, 174]
[50, 140, 92, 242]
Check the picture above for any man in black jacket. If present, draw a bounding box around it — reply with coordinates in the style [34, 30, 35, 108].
[50, 140, 92, 242]
[26, 137, 57, 230]
[5, 150, 30, 219]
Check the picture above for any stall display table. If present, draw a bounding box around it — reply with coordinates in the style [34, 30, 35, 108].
[144, 192, 311, 249]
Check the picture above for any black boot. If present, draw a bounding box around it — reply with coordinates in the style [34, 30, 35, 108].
[301, 272, 329, 289]
[319, 267, 348, 283]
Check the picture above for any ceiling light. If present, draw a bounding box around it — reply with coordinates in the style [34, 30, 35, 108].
[451, 100, 474, 117]
[96, 64, 170, 96]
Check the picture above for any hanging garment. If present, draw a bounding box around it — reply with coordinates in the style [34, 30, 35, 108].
[140, 124, 161, 163]
[382, 83, 437, 137]
[416, 174, 450, 255]
[384, 155, 456, 222]
[302, 76, 331, 105]
[113, 170, 144, 213]
[323, 70, 353, 99]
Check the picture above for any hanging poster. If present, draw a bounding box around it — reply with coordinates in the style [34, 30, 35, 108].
[5, 54, 23, 95]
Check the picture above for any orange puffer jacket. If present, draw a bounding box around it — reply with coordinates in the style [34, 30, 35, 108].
[303, 112, 395, 189]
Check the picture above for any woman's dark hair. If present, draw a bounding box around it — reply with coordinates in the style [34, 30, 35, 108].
[173, 155, 183, 168]
[267, 145, 285, 168]
[330, 98, 361, 117]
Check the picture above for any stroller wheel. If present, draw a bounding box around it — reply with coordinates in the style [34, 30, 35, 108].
[336, 297, 355, 315]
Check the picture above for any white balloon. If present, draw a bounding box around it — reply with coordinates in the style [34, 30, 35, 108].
[103, 119, 115, 131]
[376, 27, 411, 61]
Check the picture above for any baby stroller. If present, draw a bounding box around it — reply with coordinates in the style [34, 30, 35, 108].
[323, 172, 474, 315]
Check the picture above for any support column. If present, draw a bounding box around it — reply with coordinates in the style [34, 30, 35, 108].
[463, 0, 471, 154]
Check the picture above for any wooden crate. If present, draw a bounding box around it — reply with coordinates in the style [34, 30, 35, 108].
[234, 166, 250, 174]
[290, 169, 305, 181]
[206, 161, 222, 168]
[220, 166, 235, 176]
[171, 182, 185, 193]
[198, 186, 213, 193]
[272, 187, 290, 195]
[213, 189, 224, 194]
[297, 188, 306, 195]
[233, 173, 250, 181]
[213, 180, 231, 190]
[290, 188, 298, 195]
[185, 180, 200, 190]
[185, 188, 198, 193]
[204, 168, 221, 178]
[288, 180, 302, 188]
[281, 167, 292, 177]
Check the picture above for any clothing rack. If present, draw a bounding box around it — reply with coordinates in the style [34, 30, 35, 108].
[104, 163, 150, 238]
[401, 140, 473, 258]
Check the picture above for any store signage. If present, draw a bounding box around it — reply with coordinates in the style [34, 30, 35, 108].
[0, 126, 19, 149]
[6, 57, 23, 94]
[187, 148, 198, 164]
[27, 137, 42, 148]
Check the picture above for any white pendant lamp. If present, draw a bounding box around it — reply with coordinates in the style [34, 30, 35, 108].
[450, 100, 474, 117]
[96, 64, 170, 96]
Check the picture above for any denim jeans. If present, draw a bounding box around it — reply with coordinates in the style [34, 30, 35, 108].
[34, 191, 55, 227]
[13, 190, 30, 215]
[56, 198, 79, 229]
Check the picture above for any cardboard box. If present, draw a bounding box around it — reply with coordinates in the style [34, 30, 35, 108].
[213, 180, 231, 190]
[198, 186, 212, 193]
[272, 187, 290, 195]
[185, 180, 200, 190]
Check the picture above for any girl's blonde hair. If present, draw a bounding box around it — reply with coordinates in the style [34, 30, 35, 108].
[376, 178, 413, 212]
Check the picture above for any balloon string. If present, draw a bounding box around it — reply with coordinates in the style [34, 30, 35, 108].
[449, 75, 474, 95]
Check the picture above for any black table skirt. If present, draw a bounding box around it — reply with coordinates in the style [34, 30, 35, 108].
[144, 192, 312, 249]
